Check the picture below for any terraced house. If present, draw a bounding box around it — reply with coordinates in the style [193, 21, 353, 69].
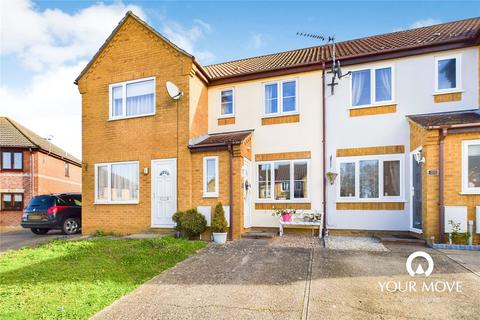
[76, 12, 480, 243]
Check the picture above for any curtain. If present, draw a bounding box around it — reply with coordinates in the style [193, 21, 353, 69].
[126, 80, 155, 117]
[97, 166, 108, 200]
[112, 86, 123, 117]
[111, 163, 138, 201]
[352, 70, 370, 106]
[468, 145, 480, 187]
[375, 67, 392, 102]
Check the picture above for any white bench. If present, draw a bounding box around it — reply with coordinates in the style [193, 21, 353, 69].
[279, 211, 324, 239]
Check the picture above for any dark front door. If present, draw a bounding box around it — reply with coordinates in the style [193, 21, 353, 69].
[412, 154, 422, 230]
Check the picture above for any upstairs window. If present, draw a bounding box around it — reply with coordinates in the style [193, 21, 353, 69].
[264, 79, 297, 115]
[1, 151, 23, 170]
[337, 154, 403, 202]
[462, 140, 480, 194]
[435, 55, 461, 92]
[110, 77, 155, 120]
[220, 89, 234, 116]
[351, 66, 393, 107]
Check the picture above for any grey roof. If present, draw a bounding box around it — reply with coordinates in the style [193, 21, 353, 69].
[0, 117, 81, 165]
[407, 109, 480, 128]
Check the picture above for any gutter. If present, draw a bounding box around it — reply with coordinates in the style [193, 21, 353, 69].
[321, 61, 327, 234]
[438, 128, 447, 243]
[228, 143, 234, 240]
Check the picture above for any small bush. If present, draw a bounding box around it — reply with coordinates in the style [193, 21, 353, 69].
[180, 208, 207, 239]
[212, 202, 228, 233]
[95, 229, 106, 237]
[172, 211, 185, 233]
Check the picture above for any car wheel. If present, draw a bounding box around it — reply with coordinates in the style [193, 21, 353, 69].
[31, 228, 49, 235]
[62, 218, 80, 235]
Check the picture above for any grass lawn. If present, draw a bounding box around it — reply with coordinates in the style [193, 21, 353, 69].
[0, 236, 206, 320]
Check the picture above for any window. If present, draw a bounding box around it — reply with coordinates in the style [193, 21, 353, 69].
[435, 55, 461, 92]
[220, 89, 234, 116]
[462, 140, 480, 194]
[264, 79, 297, 115]
[351, 66, 393, 107]
[337, 154, 403, 202]
[257, 159, 309, 201]
[203, 157, 219, 197]
[1, 151, 23, 170]
[109, 77, 155, 120]
[94, 161, 139, 204]
[1, 193, 23, 211]
[64, 162, 69, 177]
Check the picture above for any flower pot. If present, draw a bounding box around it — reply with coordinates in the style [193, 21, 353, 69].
[281, 213, 292, 222]
[212, 232, 227, 244]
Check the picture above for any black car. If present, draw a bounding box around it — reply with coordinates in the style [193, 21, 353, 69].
[21, 193, 81, 235]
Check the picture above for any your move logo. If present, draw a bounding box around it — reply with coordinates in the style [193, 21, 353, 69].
[406, 251, 434, 277]
[378, 251, 463, 294]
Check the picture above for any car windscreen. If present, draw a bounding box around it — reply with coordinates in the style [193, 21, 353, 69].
[26, 196, 54, 210]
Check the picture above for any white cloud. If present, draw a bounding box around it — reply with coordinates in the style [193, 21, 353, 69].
[0, 62, 84, 159]
[249, 33, 266, 50]
[0, 0, 145, 71]
[161, 19, 215, 64]
[394, 18, 441, 32]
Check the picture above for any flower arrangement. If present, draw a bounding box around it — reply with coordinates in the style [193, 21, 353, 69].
[272, 209, 296, 222]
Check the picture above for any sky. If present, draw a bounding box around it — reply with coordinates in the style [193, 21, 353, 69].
[1, 0, 479, 160]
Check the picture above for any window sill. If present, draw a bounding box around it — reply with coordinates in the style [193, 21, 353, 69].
[459, 191, 480, 195]
[349, 102, 396, 110]
[108, 113, 156, 121]
[218, 114, 235, 119]
[203, 194, 219, 198]
[94, 201, 139, 205]
[336, 199, 406, 203]
[432, 90, 464, 96]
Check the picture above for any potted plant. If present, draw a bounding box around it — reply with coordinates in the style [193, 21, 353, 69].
[273, 209, 296, 222]
[326, 171, 338, 185]
[212, 203, 228, 243]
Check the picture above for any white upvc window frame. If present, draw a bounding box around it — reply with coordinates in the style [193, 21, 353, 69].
[434, 54, 462, 94]
[94, 161, 140, 204]
[336, 153, 405, 202]
[203, 156, 219, 198]
[219, 88, 235, 117]
[263, 78, 298, 116]
[461, 139, 480, 194]
[108, 76, 156, 121]
[255, 159, 310, 203]
[349, 65, 395, 109]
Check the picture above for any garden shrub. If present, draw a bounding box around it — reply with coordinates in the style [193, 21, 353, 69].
[212, 202, 228, 233]
[180, 208, 207, 239]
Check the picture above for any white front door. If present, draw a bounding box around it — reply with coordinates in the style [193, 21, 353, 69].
[243, 158, 252, 228]
[151, 158, 177, 227]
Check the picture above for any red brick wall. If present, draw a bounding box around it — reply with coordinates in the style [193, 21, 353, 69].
[0, 149, 81, 226]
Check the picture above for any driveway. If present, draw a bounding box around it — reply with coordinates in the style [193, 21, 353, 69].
[0, 229, 83, 252]
[93, 239, 480, 320]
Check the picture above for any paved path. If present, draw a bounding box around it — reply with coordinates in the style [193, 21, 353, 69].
[93, 240, 480, 320]
[0, 229, 82, 252]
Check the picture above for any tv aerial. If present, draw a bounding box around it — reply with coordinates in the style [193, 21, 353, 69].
[296, 32, 351, 94]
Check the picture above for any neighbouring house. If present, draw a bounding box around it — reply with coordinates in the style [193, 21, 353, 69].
[76, 11, 480, 243]
[0, 117, 81, 225]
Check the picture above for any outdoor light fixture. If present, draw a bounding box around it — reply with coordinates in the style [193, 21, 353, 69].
[414, 151, 425, 164]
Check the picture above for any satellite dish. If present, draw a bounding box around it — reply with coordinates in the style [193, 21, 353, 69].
[166, 81, 183, 100]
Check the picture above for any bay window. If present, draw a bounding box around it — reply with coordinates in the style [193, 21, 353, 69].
[109, 77, 155, 119]
[264, 79, 297, 115]
[462, 140, 480, 194]
[351, 66, 393, 107]
[435, 55, 461, 92]
[257, 159, 309, 201]
[95, 161, 139, 204]
[337, 154, 404, 202]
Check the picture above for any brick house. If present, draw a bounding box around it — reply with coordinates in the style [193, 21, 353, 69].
[76, 11, 480, 242]
[0, 117, 81, 225]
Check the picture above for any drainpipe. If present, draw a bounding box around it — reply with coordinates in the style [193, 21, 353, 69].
[321, 61, 327, 233]
[228, 143, 234, 240]
[438, 127, 448, 243]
